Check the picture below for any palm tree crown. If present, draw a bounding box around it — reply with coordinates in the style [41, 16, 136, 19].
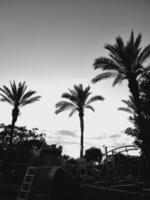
[92, 31, 150, 134]
[55, 84, 104, 116]
[92, 31, 150, 86]
[55, 84, 104, 157]
[0, 81, 41, 109]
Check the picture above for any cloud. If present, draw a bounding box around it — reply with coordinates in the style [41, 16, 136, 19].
[61, 141, 79, 145]
[46, 135, 53, 140]
[108, 134, 121, 139]
[48, 139, 79, 146]
[44, 129, 79, 149]
[55, 130, 78, 137]
[89, 133, 120, 140]
[88, 136, 106, 140]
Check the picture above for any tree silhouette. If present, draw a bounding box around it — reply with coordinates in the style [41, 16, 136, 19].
[0, 125, 46, 163]
[92, 31, 150, 117]
[92, 31, 150, 175]
[55, 84, 104, 157]
[0, 81, 41, 150]
[85, 147, 102, 164]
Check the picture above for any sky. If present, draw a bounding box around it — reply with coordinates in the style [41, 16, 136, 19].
[0, 0, 149, 157]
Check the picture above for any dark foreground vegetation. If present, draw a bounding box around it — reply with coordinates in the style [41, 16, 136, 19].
[0, 142, 150, 200]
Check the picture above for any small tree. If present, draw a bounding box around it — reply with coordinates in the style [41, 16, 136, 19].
[0, 125, 46, 163]
[85, 147, 102, 164]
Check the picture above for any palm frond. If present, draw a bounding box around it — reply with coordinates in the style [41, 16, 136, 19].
[122, 99, 134, 108]
[0, 86, 14, 102]
[82, 85, 91, 104]
[17, 81, 27, 101]
[62, 92, 76, 103]
[20, 81, 27, 94]
[74, 84, 83, 92]
[10, 81, 17, 100]
[93, 57, 120, 71]
[129, 30, 134, 46]
[68, 88, 77, 100]
[92, 72, 117, 83]
[83, 85, 91, 96]
[118, 107, 134, 114]
[86, 95, 104, 104]
[118, 95, 137, 114]
[55, 101, 76, 114]
[71, 84, 91, 107]
[116, 36, 124, 49]
[122, 99, 137, 112]
[20, 96, 41, 106]
[138, 45, 150, 64]
[85, 105, 95, 112]
[105, 44, 118, 57]
[109, 53, 124, 67]
[21, 90, 38, 102]
[112, 73, 126, 86]
[0, 94, 13, 105]
[135, 33, 142, 49]
[69, 108, 77, 117]
[56, 101, 75, 108]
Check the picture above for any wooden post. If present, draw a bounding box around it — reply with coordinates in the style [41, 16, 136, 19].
[112, 150, 115, 183]
[105, 146, 109, 180]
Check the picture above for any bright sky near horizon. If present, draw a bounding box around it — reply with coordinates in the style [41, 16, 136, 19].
[0, 0, 150, 157]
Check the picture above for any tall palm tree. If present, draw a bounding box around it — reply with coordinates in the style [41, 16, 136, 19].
[92, 31, 150, 158]
[92, 31, 150, 113]
[0, 81, 41, 150]
[55, 84, 104, 158]
[91, 31, 150, 183]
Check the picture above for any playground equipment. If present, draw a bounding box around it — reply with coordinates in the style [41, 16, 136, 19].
[103, 145, 140, 182]
[17, 167, 37, 200]
[17, 145, 80, 200]
[17, 166, 80, 200]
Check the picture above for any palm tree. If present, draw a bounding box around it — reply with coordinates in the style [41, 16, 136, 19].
[0, 81, 41, 150]
[92, 31, 150, 113]
[91, 31, 150, 161]
[55, 84, 104, 158]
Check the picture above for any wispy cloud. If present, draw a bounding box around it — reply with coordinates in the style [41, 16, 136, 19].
[44, 129, 79, 147]
[48, 139, 79, 146]
[55, 130, 78, 137]
[88, 135, 106, 140]
[89, 133, 121, 140]
[108, 134, 121, 139]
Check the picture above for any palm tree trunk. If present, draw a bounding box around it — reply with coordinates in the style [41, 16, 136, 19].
[128, 75, 140, 110]
[9, 107, 19, 150]
[9, 120, 15, 151]
[7, 118, 16, 165]
[79, 112, 84, 158]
